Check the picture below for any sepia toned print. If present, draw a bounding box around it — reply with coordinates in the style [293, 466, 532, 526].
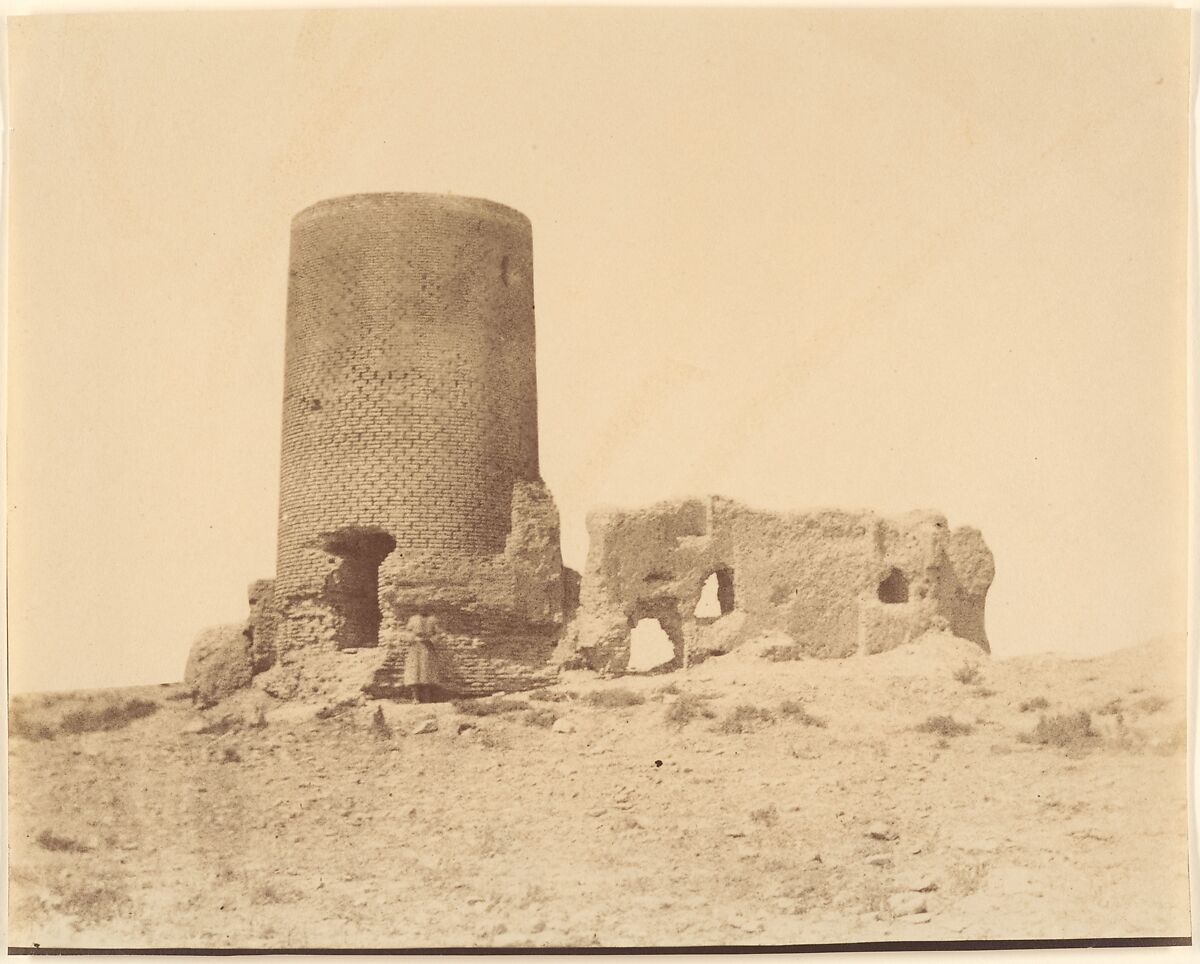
[5, 7, 1191, 951]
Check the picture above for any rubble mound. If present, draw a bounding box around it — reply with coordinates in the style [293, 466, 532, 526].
[183, 623, 252, 706]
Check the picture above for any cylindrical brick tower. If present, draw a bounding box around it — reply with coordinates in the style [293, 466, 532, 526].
[272, 193, 554, 660]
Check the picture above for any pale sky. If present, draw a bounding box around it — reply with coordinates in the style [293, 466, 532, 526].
[6, 7, 1191, 693]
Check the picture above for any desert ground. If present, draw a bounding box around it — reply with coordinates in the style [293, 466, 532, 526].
[6, 632, 1192, 949]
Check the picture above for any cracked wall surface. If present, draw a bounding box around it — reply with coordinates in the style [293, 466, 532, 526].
[562, 496, 993, 673]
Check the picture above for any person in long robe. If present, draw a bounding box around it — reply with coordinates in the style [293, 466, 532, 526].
[403, 615, 441, 703]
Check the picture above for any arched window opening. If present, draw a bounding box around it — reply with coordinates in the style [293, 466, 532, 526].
[694, 574, 721, 619]
[694, 567, 735, 619]
[628, 618, 675, 672]
[715, 567, 735, 614]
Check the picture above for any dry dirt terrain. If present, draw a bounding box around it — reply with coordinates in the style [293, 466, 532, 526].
[6, 632, 1192, 949]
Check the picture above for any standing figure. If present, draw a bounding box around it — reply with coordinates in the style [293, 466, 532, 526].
[404, 614, 442, 703]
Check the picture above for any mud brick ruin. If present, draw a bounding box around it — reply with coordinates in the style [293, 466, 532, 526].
[562, 499, 993, 675]
[184, 193, 995, 704]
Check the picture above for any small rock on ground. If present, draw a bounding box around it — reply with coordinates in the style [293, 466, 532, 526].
[887, 892, 928, 916]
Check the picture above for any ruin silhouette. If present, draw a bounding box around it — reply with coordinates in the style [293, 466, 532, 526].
[184, 193, 993, 705]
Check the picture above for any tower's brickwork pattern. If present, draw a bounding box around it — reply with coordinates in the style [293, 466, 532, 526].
[277, 193, 540, 597]
[246, 193, 565, 698]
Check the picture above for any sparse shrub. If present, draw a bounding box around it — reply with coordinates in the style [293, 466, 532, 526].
[750, 804, 780, 827]
[1106, 717, 1149, 753]
[1136, 695, 1169, 714]
[664, 693, 717, 727]
[314, 699, 358, 720]
[36, 830, 91, 853]
[475, 826, 501, 859]
[475, 728, 510, 749]
[916, 715, 973, 737]
[56, 884, 132, 927]
[718, 704, 775, 734]
[251, 884, 282, 905]
[251, 882, 300, 905]
[523, 707, 559, 728]
[13, 893, 52, 927]
[953, 662, 982, 685]
[1096, 698, 1124, 716]
[527, 688, 572, 703]
[214, 864, 239, 883]
[220, 746, 242, 763]
[656, 682, 681, 696]
[453, 697, 530, 717]
[58, 698, 159, 735]
[761, 645, 803, 662]
[518, 882, 552, 909]
[1019, 710, 1098, 750]
[192, 713, 239, 737]
[370, 705, 392, 738]
[779, 699, 826, 728]
[973, 687, 997, 698]
[8, 708, 55, 741]
[759, 856, 793, 874]
[583, 688, 645, 708]
[1019, 696, 1050, 713]
[948, 861, 989, 896]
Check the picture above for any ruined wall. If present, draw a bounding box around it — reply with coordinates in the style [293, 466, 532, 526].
[252, 193, 564, 699]
[246, 579, 276, 673]
[566, 497, 993, 673]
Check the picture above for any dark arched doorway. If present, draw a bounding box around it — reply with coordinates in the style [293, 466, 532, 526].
[322, 528, 397, 648]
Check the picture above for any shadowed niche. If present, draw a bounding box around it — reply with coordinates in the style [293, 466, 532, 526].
[878, 568, 909, 605]
[321, 528, 397, 649]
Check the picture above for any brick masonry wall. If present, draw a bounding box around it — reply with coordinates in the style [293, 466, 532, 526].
[275, 194, 541, 601]
[365, 632, 559, 699]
